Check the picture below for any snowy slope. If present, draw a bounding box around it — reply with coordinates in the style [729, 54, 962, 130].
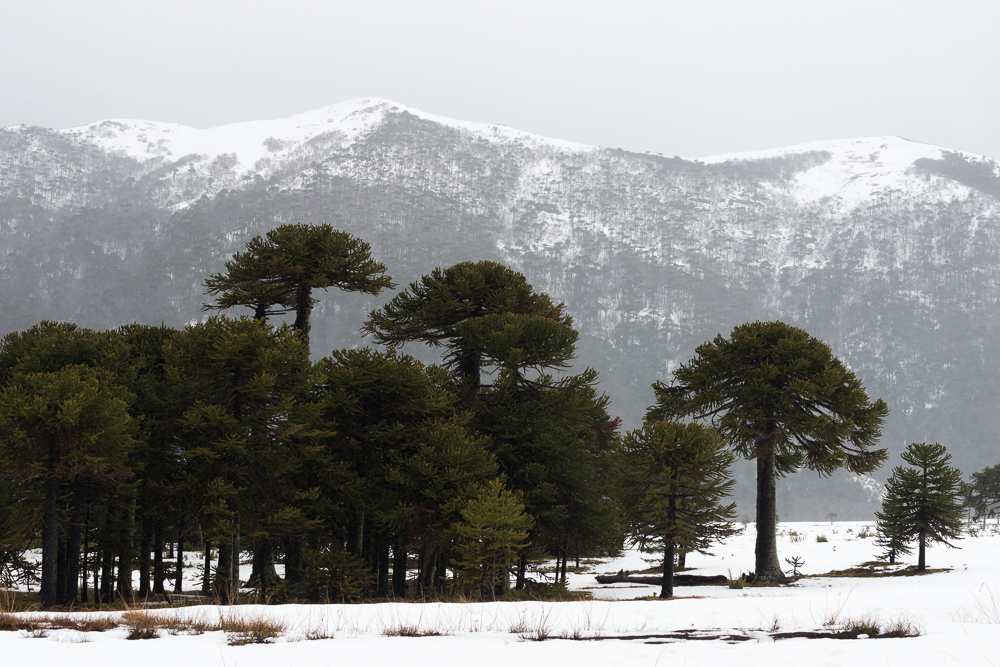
[59, 97, 592, 173]
[701, 136, 984, 215]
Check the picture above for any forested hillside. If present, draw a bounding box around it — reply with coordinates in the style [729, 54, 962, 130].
[3, 98, 1000, 519]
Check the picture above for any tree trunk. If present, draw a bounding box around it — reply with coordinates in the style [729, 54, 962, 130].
[138, 523, 151, 597]
[81, 516, 90, 604]
[661, 492, 678, 599]
[917, 529, 926, 571]
[249, 539, 280, 596]
[202, 541, 212, 594]
[419, 544, 438, 595]
[40, 439, 60, 609]
[347, 511, 364, 557]
[515, 553, 527, 590]
[285, 534, 304, 584]
[217, 539, 232, 604]
[661, 541, 676, 599]
[457, 352, 482, 389]
[174, 533, 184, 593]
[231, 516, 241, 593]
[377, 542, 390, 597]
[754, 455, 784, 580]
[117, 506, 135, 599]
[65, 479, 85, 606]
[56, 532, 68, 605]
[100, 549, 113, 603]
[391, 541, 407, 598]
[292, 286, 313, 357]
[153, 525, 165, 595]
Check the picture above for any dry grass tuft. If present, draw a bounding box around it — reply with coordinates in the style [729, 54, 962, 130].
[220, 610, 287, 645]
[122, 610, 161, 640]
[381, 624, 443, 637]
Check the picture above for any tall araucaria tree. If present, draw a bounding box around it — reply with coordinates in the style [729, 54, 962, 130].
[204, 223, 393, 355]
[650, 321, 889, 581]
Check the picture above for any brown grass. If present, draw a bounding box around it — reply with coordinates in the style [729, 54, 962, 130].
[220, 610, 287, 645]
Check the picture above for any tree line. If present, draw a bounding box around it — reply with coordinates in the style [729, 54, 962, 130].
[0, 223, 989, 607]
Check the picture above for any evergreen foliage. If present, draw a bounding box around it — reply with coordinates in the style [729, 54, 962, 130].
[0, 365, 136, 608]
[363, 260, 569, 388]
[966, 463, 1000, 526]
[204, 223, 393, 353]
[875, 442, 965, 571]
[163, 315, 312, 602]
[617, 420, 737, 598]
[650, 321, 889, 580]
[452, 479, 534, 601]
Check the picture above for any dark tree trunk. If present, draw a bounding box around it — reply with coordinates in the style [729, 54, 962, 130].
[100, 549, 114, 603]
[81, 516, 90, 604]
[888, 548, 896, 565]
[677, 549, 687, 569]
[661, 491, 679, 599]
[377, 542, 390, 597]
[560, 542, 568, 583]
[347, 512, 364, 557]
[754, 455, 784, 581]
[217, 540, 232, 604]
[292, 286, 313, 356]
[515, 553, 527, 590]
[138, 523, 151, 597]
[285, 534, 304, 584]
[661, 542, 676, 599]
[435, 547, 449, 593]
[917, 529, 926, 571]
[65, 479, 85, 606]
[202, 540, 212, 594]
[391, 542, 407, 598]
[117, 506, 135, 599]
[419, 544, 438, 595]
[40, 439, 60, 609]
[56, 532, 68, 605]
[153, 525, 165, 595]
[174, 533, 184, 593]
[457, 352, 482, 389]
[230, 516, 241, 593]
[250, 539, 280, 596]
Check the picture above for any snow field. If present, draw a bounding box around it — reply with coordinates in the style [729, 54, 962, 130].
[2, 521, 999, 666]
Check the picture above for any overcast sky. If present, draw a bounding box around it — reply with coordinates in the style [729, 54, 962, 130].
[3, 0, 998, 159]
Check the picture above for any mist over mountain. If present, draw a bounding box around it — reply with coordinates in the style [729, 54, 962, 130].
[3, 98, 999, 520]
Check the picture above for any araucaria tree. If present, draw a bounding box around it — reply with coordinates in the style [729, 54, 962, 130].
[650, 321, 889, 581]
[362, 260, 569, 389]
[204, 223, 393, 354]
[875, 442, 965, 571]
[617, 421, 737, 598]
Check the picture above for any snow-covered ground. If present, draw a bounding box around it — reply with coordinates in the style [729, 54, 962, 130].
[3, 521, 999, 666]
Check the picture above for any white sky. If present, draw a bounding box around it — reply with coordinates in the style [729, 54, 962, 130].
[2, 0, 998, 159]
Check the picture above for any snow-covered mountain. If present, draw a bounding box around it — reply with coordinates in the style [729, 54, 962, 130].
[3, 98, 999, 519]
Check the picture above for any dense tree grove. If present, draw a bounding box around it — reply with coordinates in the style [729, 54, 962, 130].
[4, 225, 961, 608]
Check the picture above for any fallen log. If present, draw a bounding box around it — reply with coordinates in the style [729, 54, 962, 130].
[594, 570, 728, 586]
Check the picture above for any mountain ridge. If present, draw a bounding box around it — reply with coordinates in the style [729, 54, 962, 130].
[2, 99, 999, 519]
